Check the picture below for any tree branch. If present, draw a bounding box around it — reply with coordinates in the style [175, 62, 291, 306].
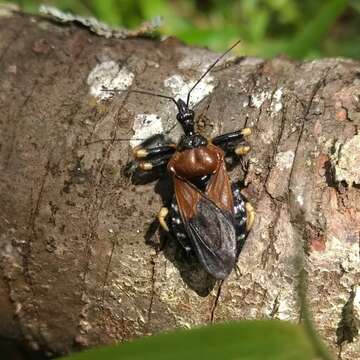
[0, 8, 359, 359]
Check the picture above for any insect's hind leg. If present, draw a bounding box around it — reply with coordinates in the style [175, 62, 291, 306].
[245, 202, 255, 232]
[232, 184, 255, 255]
[168, 197, 192, 254]
[158, 207, 170, 232]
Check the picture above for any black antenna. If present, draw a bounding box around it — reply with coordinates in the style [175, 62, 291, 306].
[102, 88, 180, 111]
[186, 40, 241, 106]
[85, 137, 148, 145]
[87, 86, 181, 146]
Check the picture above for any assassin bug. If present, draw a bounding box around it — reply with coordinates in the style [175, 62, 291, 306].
[105, 40, 255, 280]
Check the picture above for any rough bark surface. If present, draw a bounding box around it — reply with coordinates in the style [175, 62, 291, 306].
[0, 9, 360, 360]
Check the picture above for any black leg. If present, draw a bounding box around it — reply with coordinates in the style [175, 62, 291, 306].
[123, 134, 176, 182]
[133, 134, 176, 171]
[212, 128, 251, 155]
[231, 183, 255, 257]
[138, 153, 174, 171]
[134, 144, 176, 160]
[134, 133, 173, 149]
[169, 198, 192, 254]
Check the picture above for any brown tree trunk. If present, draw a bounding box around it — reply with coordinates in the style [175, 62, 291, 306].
[0, 7, 359, 360]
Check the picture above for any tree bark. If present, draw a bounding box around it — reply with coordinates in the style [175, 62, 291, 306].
[0, 7, 359, 360]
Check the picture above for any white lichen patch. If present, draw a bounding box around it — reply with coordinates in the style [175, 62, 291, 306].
[87, 61, 134, 100]
[275, 151, 295, 171]
[250, 88, 283, 113]
[164, 74, 214, 108]
[271, 88, 283, 114]
[130, 114, 163, 147]
[178, 52, 213, 73]
[296, 194, 304, 206]
[164, 47, 224, 107]
[290, 184, 304, 207]
[277, 297, 294, 321]
[265, 293, 296, 321]
[260, 126, 274, 145]
[331, 134, 360, 186]
[250, 91, 271, 108]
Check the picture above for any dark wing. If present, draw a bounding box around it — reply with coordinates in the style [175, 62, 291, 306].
[174, 177, 237, 280]
[187, 197, 237, 280]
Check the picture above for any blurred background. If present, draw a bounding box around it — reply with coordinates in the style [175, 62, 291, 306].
[1, 0, 359, 58]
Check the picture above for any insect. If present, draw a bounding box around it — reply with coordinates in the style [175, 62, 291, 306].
[108, 40, 255, 280]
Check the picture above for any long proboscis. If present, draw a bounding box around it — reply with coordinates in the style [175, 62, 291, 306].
[186, 40, 241, 106]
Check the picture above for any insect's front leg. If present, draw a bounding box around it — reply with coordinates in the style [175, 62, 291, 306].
[123, 134, 176, 181]
[133, 144, 176, 171]
[212, 128, 251, 156]
[124, 152, 174, 181]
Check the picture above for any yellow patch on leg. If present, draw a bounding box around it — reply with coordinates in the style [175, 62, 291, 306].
[245, 202, 255, 232]
[241, 128, 252, 136]
[158, 207, 169, 232]
[235, 145, 251, 156]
